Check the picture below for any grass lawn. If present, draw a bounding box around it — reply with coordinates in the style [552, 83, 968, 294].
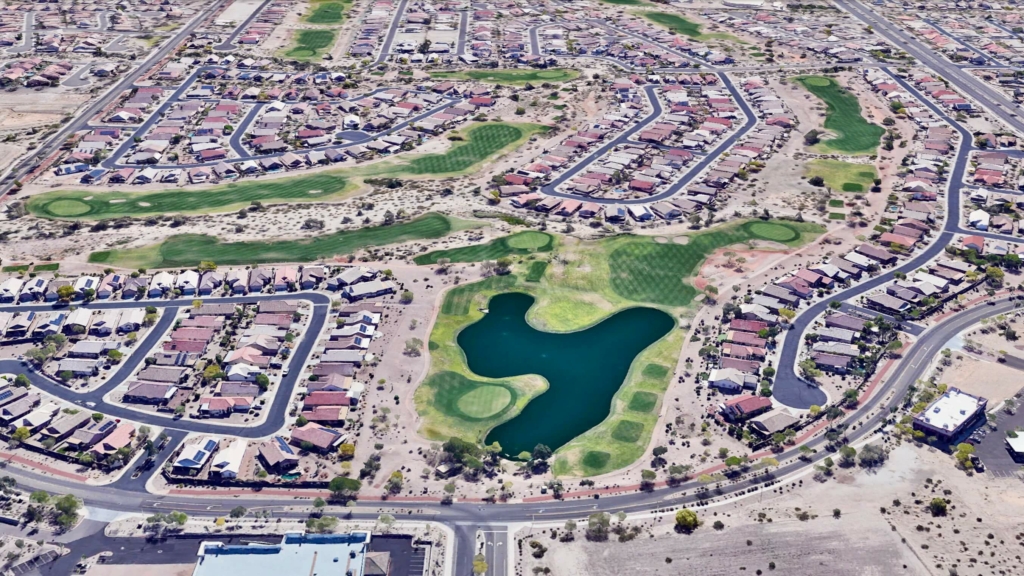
[379, 123, 543, 177]
[829, 212, 847, 220]
[283, 29, 336, 60]
[606, 220, 819, 307]
[828, 199, 846, 208]
[32, 263, 60, 272]
[805, 158, 878, 193]
[305, 0, 351, 24]
[524, 261, 548, 283]
[601, 0, 645, 4]
[30, 123, 542, 220]
[88, 213, 457, 269]
[413, 231, 554, 265]
[416, 219, 825, 477]
[795, 75, 885, 155]
[627, 391, 658, 413]
[429, 69, 579, 85]
[1, 265, 29, 273]
[643, 12, 739, 41]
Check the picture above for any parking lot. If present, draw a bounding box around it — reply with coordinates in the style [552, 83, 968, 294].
[369, 534, 427, 576]
[971, 407, 1024, 478]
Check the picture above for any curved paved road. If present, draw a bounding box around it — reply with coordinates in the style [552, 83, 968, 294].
[539, 73, 756, 205]
[0, 292, 329, 437]
[4, 296, 1016, 574]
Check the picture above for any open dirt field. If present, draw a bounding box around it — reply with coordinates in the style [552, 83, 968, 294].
[518, 442, 1024, 576]
[933, 353, 1023, 409]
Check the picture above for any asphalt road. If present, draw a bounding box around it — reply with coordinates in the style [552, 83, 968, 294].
[4, 297, 1018, 576]
[99, 74, 461, 170]
[0, 0, 229, 200]
[5, 12, 33, 55]
[538, 75, 755, 206]
[374, 0, 410, 65]
[214, 0, 276, 51]
[835, 0, 1024, 135]
[0, 292, 330, 438]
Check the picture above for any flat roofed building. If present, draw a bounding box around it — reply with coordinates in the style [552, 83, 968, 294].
[194, 533, 375, 576]
[913, 388, 987, 441]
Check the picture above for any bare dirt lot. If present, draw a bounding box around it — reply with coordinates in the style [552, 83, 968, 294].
[517, 441, 1024, 576]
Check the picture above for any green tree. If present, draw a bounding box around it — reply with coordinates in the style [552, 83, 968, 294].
[255, 373, 270, 391]
[29, 491, 49, 504]
[230, 506, 247, 519]
[328, 476, 361, 500]
[928, 498, 947, 516]
[473, 555, 488, 574]
[14, 374, 31, 388]
[675, 508, 700, 532]
[386, 470, 404, 494]
[585, 512, 611, 541]
[56, 285, 75, 302]
[203, 364, 225, 383]
[10, 427, 30, 445]
[532, 444, 552, 461]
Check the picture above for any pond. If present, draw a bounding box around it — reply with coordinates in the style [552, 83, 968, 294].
[457, 292, 674, 457]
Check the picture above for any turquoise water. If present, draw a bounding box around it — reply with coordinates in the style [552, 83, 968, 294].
[457, 292, 674, 456]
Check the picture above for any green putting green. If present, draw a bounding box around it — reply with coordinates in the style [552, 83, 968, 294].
[643, 12, 738, 41]
[31, 123, 541, 221]
[581, 450, 611, 470]
[284, 29, 336, 60]
[89, 213, 454, 269]
[627, 391, 659, 413]
[413, 231, 554, 265]
[641, 363, 670, 380]
[427, 371, 518, 422]
[456, 386, 514, 419]
[611, 419, 645, 443]
[796, 75, 885, 155]
[305, 0, 350, 24]
[429, 69, 579, 85]
[45, 199, 93, 217]
[805, 159, 878, 194]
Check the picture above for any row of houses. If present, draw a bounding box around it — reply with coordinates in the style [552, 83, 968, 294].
[0, 265, 394, 304]
[501, 75, 794, 223]
[0, 308, 145, 343]
[861, 257, 976, 317]
[348, 0, 400, 58]
[711, 10, 882, 64]
[0, 380, 136, 463]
